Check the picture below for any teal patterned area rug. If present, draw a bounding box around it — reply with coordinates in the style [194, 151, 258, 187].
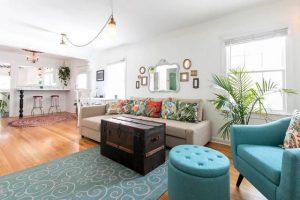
[0, 146, 168, 200]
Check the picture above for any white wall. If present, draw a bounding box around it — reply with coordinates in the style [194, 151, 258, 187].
[89, 0, 300, 142]
[0, 50, 88, 116]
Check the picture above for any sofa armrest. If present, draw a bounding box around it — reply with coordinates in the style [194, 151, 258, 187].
[277, 149, 300, 200]
[230, 117, 290, 164]
[79, 105, 106, 126]
[186, 120, 211, 146]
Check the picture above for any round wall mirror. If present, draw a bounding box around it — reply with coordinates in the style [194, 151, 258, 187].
[183, 59, 192, 70]
[139, 66, 146, 74]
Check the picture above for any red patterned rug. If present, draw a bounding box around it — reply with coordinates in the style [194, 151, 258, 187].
[8, 113, 77, 128]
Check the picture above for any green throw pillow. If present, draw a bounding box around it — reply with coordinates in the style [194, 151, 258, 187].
[130, 100, 148, 116]
[161, 100, 177, 120]
[177, 101, 198, 122]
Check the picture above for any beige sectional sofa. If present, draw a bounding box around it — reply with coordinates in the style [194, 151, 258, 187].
[79, 99, 211, 147]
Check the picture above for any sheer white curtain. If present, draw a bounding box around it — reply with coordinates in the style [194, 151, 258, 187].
[105, 60, 126, 99]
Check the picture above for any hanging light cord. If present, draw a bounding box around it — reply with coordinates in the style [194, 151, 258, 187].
[63, 14, 113, 47]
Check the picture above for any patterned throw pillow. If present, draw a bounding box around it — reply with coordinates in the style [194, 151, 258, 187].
[161, 100, 177, 120]
[283, 110, 300, 148]
[131, 99, 148, 116]
[176, 101, 198, 122]
[144, 101, 162, 118]
[122, 100, 133, 114]
[106, 100, 125, 114]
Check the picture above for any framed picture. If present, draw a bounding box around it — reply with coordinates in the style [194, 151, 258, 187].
[139, 66, 146, 74]
[136, 81, 140, 89]
[96, 70, 104, 81]
[141, 76, 148, 86]
[183, 59, 192, 70]
[191, 70, 198, 76]
[180, 72, 189, 82]
[193, 78, 199, 89]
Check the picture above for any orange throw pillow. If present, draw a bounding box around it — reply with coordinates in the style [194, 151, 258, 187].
[144, 101, 162, 118]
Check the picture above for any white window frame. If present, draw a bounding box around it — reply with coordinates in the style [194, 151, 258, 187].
[0, 64, 11, 91]
[43, 67, 58, 86]
[105, 59, 127, 99]
[76, 73, 88, 90]
[223, 28, 288, 113]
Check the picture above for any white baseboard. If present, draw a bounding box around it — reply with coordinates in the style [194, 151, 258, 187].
[211, 136, 231, 146]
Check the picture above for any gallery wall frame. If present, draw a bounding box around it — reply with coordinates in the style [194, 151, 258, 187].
[180, 72, 189, 82]
[141, 76, 148, 86]
[191, 70, 198, 76]
[183, 59, 192, 70]
[193, 78, 199, 89]
[96, 70, 104, 81]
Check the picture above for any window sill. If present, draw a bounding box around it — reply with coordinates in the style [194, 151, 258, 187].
[268, 111, 291, 116]
[250, 112, 291, 121]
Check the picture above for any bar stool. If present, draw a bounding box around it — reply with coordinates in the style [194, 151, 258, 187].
[31, 96, 44, 116]
[48, 95, 61, 114]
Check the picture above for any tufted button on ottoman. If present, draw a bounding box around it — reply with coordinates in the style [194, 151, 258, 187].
[168, 145, 230, 200]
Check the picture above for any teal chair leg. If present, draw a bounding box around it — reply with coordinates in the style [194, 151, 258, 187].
[236, 174, 244, 187]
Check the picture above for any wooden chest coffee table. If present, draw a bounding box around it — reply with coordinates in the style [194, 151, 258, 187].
[101, 116, 166, 175]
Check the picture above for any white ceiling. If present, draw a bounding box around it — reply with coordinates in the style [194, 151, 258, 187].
[0, 0, 279, 59]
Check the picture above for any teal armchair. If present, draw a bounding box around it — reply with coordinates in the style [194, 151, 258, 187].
[230, 117, 300, 200]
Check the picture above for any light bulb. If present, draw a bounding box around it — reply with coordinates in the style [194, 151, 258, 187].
[60, 33, 66, 45]
[108, 16, 117, 37]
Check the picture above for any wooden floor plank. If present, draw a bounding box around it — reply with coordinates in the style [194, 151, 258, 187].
[0, 116, 266, 199]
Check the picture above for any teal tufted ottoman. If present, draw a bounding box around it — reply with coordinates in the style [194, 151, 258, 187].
[168, 145, 230, 200]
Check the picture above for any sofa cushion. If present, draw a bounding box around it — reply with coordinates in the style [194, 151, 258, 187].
[173, 98, 204, 122]
[106, 100, 127, 114]
[123, 100, 134, 114]
[283, 110, 300, 148]
[161, 100, 177, 120]
[144, 101, 162, 118]
[131, 99, 148, 116]
[176, 101, 198, 122]
[141, 117, 198, 139]
[237, 144, 283, 185]
[81, 115, 120, 131]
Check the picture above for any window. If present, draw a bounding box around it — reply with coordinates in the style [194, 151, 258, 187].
[106, 60, 126, 99]
[225, 29, 287, 112]
[76, 73, 87, 89]
[0, 65, 11, 90]
[0, 75, 10, 90]
[43, 68, 57, 86]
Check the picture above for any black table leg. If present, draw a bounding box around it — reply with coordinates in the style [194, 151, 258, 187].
[19, 90, 24, 118]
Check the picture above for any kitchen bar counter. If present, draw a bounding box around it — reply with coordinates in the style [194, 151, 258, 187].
[16, 87, 70, 91]
[16, 88, 70, 118]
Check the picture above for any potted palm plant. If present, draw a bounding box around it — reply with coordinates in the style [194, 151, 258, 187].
[211, 68, 297, 139]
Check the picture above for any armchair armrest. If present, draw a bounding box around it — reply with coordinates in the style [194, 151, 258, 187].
[230, 117, 291, 164]
[277, 149, 300, 200]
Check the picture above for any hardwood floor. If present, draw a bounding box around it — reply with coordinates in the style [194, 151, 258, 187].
[0, 116, 266, 200]
[0, 116, 97, 176]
